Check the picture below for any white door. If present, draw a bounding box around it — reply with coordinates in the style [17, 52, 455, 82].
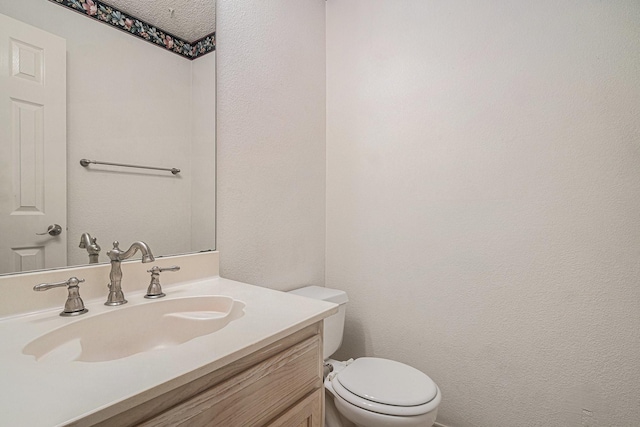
[0, 13, 67, 274]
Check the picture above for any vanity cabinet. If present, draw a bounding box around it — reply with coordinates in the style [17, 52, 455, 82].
[91, 322, 324, 427]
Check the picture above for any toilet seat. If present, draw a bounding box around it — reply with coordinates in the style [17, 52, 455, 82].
[327, 357, 440, 417]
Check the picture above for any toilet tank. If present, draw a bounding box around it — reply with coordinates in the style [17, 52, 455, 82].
[288, 286, 348, 359]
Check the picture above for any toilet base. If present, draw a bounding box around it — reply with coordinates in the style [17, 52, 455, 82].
[325, 389, 356, 427]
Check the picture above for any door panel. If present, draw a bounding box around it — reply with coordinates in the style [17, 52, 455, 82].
[12, 98, 44, 213]
[0, 13, 66, 274]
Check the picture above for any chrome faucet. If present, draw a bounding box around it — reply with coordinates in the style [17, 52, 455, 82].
[34, 277, 89, 317]
[79, 233, 101, 264]
[105, 241, 154, 306]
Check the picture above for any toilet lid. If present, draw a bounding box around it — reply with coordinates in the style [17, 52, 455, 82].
[336, 358, 438, 407]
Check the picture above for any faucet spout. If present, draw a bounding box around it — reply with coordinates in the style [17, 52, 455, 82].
[79, 233, 101, 264]
[109, 241, 155, 263]
[105, 241, 155, 306]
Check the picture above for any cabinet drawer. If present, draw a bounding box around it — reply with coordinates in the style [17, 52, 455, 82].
[141, 334, 322, 427]
[266, 389, 323, 427]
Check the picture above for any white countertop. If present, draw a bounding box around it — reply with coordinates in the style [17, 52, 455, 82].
[0, 276, 337, 427]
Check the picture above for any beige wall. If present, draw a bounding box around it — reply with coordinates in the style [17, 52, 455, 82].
[326, 1, 640, 426]
[216, 0, 326, 290]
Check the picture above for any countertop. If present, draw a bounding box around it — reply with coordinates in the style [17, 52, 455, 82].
[0, 276, 337, 427]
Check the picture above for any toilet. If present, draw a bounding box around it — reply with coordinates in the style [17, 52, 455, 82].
[288, 286, 441, 427]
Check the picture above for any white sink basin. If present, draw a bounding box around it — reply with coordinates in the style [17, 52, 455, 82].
[23, 296, 245, 363]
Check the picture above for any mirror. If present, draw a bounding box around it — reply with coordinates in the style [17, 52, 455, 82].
[0, 0, 216, 275]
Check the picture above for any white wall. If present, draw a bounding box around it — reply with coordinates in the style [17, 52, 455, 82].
[0, 0, 215, 267]
[191, 53, 217, 251]
[216, 0, 326, 290]
[326, 1, 640, 426]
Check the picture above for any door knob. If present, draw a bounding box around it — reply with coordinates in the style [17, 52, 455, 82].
[36, 224, 63, 236]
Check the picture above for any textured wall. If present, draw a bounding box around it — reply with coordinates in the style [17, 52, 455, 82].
[326, 1, 640, 426]
[104, 0, 216, 41]
[216, 0, 326, 290]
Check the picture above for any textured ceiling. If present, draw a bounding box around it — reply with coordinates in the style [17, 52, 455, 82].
[105, 0, 215, 41]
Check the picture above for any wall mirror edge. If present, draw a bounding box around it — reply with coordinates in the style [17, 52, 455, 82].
[0, 0, 216, 277]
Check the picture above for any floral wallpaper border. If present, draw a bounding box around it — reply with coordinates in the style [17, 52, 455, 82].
[48, 0, 215, 60]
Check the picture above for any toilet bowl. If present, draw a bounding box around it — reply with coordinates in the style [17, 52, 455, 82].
[288, 286, 441, 427]
[325, 358, 441, 427]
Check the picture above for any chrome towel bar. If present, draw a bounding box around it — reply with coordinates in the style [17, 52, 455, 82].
[80, 159, 180, 175]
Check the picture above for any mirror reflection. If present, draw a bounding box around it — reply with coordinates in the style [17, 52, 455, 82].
[0, 0, 216, 275]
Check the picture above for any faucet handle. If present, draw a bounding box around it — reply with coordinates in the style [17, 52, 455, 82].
[148, 266, 181, 274]
[33, 277, 89, 317]
[145, 265, 180, 299]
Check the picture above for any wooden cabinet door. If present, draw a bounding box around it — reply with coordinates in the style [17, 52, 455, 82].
[266, 389, 323, 427]
[140, 335, 322, 427]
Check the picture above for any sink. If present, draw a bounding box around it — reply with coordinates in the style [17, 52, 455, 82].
[23, 296, 245, 363]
